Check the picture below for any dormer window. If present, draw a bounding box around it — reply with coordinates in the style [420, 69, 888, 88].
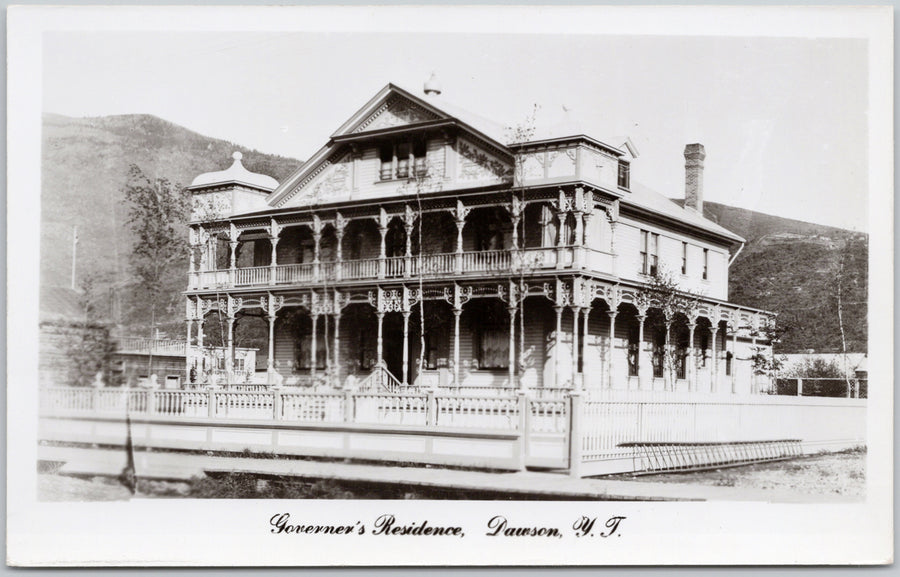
[379, 138, 427, 181]
[617, 161, 630, 189]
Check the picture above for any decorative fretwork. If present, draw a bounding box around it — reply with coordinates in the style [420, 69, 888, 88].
[443, 284, 473, 311]
[543, 279, 572, 308]
[260, 294, 285, 319]
[353, 95, 440, 133]
[309, 156, 350, 202]
[458, 140, 513, 181]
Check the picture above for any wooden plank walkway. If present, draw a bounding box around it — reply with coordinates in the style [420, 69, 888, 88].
[38, 445, 854, 503]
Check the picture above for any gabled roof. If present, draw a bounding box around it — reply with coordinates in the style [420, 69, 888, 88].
[261, 82, 743, 245]
[268, 83, 512, 207]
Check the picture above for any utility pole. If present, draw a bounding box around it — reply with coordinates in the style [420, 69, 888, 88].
[71, 225, 79, 290]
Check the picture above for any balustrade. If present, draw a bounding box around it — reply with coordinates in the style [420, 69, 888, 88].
[234, 266, 271, 287]
[189, 245, 602, 290]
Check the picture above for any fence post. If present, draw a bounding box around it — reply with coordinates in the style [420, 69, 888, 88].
[426, 390, 437, 427]
[207, 388, 217, 419]
[568, 392, 583, 478]
[272, 388, 282, 421]
[92, 388, 102, 412]
[517, 392, 529, 471]
[147, 390, 156, 415]
[796, 377, 803, 397]
[344, 390, 354, 423]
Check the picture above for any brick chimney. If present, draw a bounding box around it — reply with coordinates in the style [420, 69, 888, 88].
[684, 143, 705, 213]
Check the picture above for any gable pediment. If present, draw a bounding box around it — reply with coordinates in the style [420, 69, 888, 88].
[350, 94, 443, 134]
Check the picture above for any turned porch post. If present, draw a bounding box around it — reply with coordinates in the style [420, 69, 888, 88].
[376, 312, 385, 368]
[269, 218, 280, 286]
[636, 314, 647, 390]
[401, 311, 411, 386]
[333, 311, 341, 385]
[731, 329, 739, 394]
[581, 307, 591, 390]
[687, 321, 697, 392]
[378, 210, 388, 280]
[710, 324, 719, 393]
[185, 317, 193, 378]
[403, 207, 414, 279]
[607, 310, 618, 389]
[571, 306, 581, 390]
[312, 216, 322, 283]
[663, 317, 675, 391]
[573, 189, 585, 269]
[554, 305, 564, 387]
[310, 311, 319, 380]
[334, 213, 346, 282]
[454, 216, 465, 275]
[228, 240, 238, 286]
[266, 312, 276, 384]
[453, 307, 462, 388]
[226, 315, 235, 384]
[508, 303, 517, 388]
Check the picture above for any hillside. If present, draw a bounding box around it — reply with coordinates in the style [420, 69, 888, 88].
[41, 113, 867, 353]
[41, 113, 302, 332]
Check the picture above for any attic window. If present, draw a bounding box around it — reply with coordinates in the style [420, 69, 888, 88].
[380, 139, 427, 181]
[617, 161, 630, 189]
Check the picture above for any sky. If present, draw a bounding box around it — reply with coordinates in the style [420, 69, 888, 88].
[43, 30, 869, 231]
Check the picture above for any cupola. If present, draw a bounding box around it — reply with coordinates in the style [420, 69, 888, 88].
[188, 151, 280, 219]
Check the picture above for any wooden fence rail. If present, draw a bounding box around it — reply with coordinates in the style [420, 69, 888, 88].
[39, 386, 866, 476]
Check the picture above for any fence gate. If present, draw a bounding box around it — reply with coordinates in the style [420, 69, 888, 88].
[523, 397, 570, 469]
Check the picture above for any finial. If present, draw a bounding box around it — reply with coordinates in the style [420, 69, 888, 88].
[232, 151, 243, 162]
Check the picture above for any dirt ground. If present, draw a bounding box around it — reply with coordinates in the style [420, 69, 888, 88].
[608, 449, 866, 499]
[37, 449, 866, 501]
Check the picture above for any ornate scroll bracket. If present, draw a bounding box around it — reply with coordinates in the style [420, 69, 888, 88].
[260, 293, 285, 319]
[443, 283, 473, 311]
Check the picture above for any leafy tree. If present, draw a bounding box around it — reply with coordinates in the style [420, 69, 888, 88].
[123, 164, 190, 371]
[65, 274, 116, 386]
[632, 268, 702, 389]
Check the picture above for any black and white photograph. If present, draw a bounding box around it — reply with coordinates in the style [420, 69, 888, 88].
[7, 4, 893, 567]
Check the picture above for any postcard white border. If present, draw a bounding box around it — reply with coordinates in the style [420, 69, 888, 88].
[7, 5, 893, 566]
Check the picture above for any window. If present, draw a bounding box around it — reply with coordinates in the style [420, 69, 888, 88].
[617, 161, 630, 189]
[358, 328, 375, 371]
[681, 242, 688, 275]
[652, 331, 665, 378]
[477, 327, 509, 369]
[675, 340, 687, 380]
[379, 139, 427, 181]
[702, 248, 709, 280]
[295, 334, 327, 370]
[627, 324, 640, 377]
[700, 332, 709, 368]
[640, 230, 659, 276]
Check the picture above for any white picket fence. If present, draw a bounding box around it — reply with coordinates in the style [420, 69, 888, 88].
[39, 386, 866, 475]
[576, 389, 867, 466]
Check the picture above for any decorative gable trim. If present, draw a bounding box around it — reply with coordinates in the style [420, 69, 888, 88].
[274, 151, 350, 209]
[351, 94, 441, 134]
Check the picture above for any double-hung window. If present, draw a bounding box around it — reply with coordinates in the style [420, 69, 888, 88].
[617, 161, 630, 189]
[379, 139, 427, 181]
[640, 230, 659, 276]
[702, 248, 709, 280]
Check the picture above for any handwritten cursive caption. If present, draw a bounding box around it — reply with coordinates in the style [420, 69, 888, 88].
[269, 513, 625, 539]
